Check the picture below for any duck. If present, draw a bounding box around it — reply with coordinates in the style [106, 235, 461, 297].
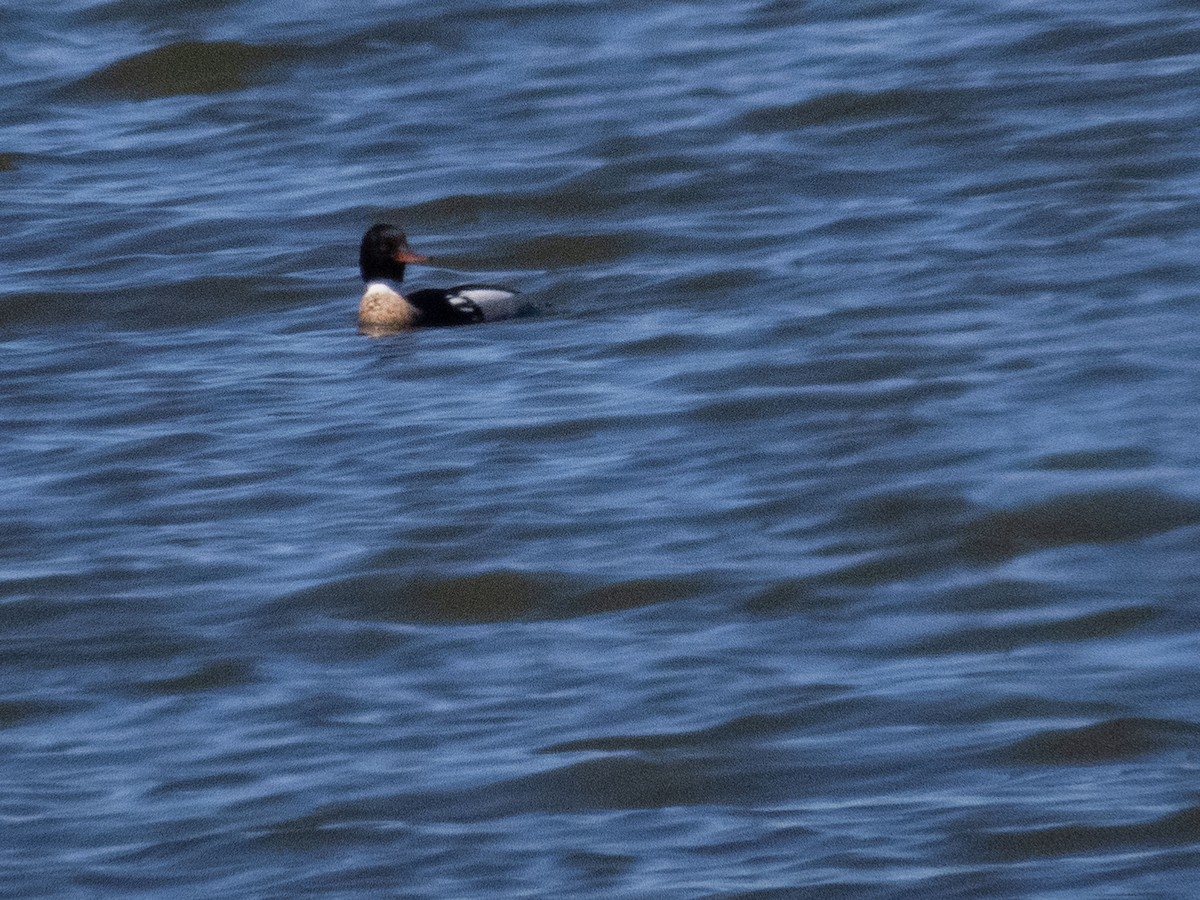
[358, 223, 519, 333]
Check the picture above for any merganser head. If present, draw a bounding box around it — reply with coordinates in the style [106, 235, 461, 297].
[359, 223, 429, 283]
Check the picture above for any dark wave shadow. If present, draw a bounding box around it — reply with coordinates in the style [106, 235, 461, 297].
[737, 87, 975, 132]
[795, 486, 1200, 593]
[968, 804, 1200, 862]
[998, 717, 1200, 765]
[0, 277, 312, 330]
[959, 488, 1200, 563]
[71, 40, 289, 99]
[272, 569, 708, 624]
[259, 754, 720, 848]
[133, 659, 257, 696]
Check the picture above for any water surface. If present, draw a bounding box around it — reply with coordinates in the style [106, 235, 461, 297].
[3, 1, 1200, 896]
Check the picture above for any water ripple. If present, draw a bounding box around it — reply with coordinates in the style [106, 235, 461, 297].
[5, 0, 1200, 896]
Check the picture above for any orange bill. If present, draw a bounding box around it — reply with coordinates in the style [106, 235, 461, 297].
[393, 247, 429, 264]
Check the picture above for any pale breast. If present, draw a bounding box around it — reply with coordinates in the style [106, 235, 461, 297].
[358, 282, 418, 331]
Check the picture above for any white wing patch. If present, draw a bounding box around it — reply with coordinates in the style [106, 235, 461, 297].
[449, 287, 518, 321]
[453, 288, 515, 304]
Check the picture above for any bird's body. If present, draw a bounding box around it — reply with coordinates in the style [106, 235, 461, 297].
[357, 223, 518, 334]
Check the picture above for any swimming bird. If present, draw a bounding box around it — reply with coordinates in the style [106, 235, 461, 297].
[358, 223, 518, 333]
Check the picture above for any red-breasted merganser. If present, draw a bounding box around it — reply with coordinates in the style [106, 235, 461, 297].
[358, 223, 518, 334]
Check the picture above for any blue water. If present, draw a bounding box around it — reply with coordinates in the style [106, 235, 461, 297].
[4, 1, 1200, 896]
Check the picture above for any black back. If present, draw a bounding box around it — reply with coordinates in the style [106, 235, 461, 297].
[404, 288, 486, 326]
